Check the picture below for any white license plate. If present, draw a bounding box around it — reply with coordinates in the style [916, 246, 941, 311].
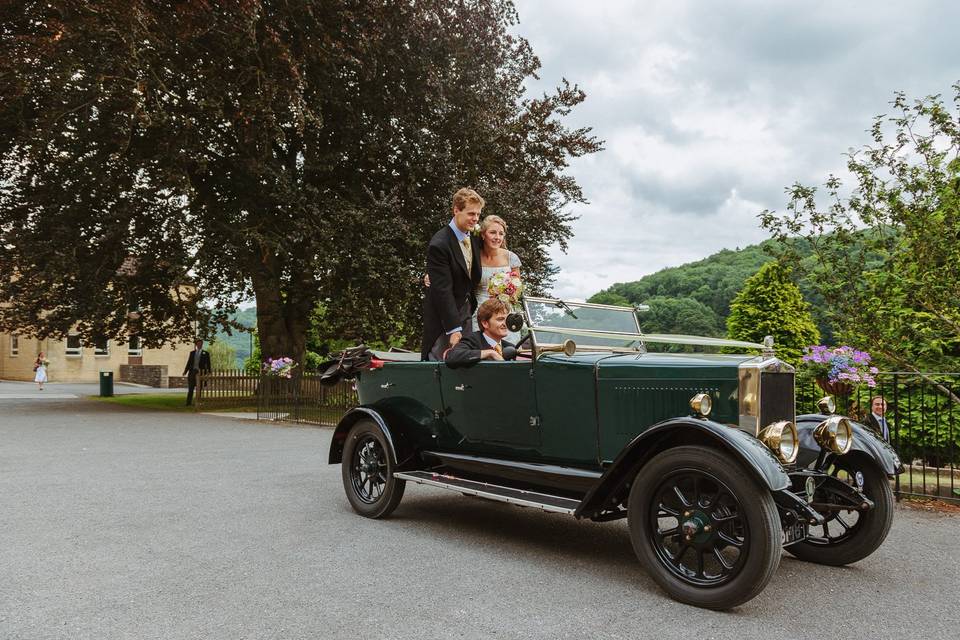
[782, 521, 807, 546]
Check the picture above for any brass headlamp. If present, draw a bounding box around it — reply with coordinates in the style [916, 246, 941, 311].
[814, 416, 854, 454]
[759, 420, 799, 464]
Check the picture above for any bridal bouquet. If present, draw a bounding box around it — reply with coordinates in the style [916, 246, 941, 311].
[263, 356, 298, 379]
[488, 269, 524, 307]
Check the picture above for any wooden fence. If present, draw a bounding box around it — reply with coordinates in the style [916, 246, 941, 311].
[194, 370, 356, 425]
[194, 369, 259, 411]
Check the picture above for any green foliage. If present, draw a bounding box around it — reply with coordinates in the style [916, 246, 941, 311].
[243, 334, 261, 376]
[587, 291, 632, 307]
[0, 1, 600, 363]
[639, 297, 722, 352]
[303, 351, 324, 372]
[760, 85, 960, 373]
[214, 308, 257, 368]
[592, 244, 774, 320]
[589, 240, 835, 342]
[208, 341, 237, 372]
[726, 262, 820, 364]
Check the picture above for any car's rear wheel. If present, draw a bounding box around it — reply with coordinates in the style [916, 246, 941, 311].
[786, 453, 893, 566]
[341, 419, 405, 518]
[627, 445, 781, 610]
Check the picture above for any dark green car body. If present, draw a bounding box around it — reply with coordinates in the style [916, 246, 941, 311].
[353, 351, 747, 467]
[329, 298, 902, 609]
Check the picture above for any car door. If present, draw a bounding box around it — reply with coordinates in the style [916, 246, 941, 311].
[439, 361, 540, 451]
[359, 362, 446, 446]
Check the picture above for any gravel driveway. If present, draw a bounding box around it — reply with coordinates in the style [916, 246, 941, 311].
[1, 394, 956, 639]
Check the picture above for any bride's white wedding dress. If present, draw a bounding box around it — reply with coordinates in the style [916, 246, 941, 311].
[473, 250, 523, 345]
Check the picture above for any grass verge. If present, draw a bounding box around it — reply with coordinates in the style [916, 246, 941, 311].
[91, 393, 257, 413]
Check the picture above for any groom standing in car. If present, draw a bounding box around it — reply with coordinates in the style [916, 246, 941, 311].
[421, 188, 484, 360]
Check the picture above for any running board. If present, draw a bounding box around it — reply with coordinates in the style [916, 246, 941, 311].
[393, 471, 582, 515]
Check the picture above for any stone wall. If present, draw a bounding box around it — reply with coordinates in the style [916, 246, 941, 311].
[167, 375, 189, 388]
[119, 364, 168, 388]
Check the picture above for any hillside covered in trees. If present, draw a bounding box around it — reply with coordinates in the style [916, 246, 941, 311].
[212, 308, 257, 368]
[588, 239, 833, 342]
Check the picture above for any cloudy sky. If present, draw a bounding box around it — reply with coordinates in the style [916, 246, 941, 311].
[511, 0, 960, 299]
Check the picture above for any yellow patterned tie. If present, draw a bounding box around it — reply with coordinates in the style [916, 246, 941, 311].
[494, 343, 502, 356]
[461, 236, 472, 277]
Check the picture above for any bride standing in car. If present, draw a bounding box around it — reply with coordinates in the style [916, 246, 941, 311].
[471, 215, 523, 343]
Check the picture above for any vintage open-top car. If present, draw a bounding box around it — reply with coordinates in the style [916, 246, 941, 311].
[327, 297, 903, 609]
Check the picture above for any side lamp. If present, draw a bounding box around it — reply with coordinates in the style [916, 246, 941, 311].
[816, 395, 836, 414]
[689, 393, 712, 417]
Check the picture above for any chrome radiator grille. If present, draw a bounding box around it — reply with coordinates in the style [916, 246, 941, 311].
[738, 357, 796, 435]
[759, 371, 795, 429]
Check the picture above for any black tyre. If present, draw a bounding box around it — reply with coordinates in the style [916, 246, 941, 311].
[627, 445, 782, 610]
[341, 420, 405, 518]
[787, 453, 893, 566]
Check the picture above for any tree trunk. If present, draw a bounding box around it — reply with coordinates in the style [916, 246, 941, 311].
[249, 247, 313, 367]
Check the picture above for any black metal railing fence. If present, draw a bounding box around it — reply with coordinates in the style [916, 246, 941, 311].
[798, 371, 960, 502]
[257, 373, 357, 426]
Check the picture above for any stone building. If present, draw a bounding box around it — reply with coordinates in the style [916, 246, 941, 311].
[0, 332, 191, 387]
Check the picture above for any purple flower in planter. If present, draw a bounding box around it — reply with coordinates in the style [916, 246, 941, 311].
[803, 344, 879, 387]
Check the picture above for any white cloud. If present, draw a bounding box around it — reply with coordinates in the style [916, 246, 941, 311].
[513, 0, 960, 299]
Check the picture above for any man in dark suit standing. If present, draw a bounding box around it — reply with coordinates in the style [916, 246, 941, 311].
[864, 395, 892, 442]
[445, 299, 517, 368]
[421, 187, 483, 360]
[183, 339, 212, 406]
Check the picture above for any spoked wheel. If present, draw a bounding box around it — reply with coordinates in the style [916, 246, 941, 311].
[628, 446, 781, 610]
[787, 453, 893, 566]
[341, 420, 405, 518]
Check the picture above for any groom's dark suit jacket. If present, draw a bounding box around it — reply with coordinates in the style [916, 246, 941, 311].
[421, 224, 482, 360]
[444, 332, 516, 368]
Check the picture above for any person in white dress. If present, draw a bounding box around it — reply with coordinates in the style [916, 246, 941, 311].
[471, 214, 523, 344]
[34, 351, 48, 390]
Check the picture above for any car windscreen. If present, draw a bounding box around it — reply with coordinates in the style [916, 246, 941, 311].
[524, 298, 643, 349]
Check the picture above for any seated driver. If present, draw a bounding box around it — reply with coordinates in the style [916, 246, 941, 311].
[445, 298, 517, 368]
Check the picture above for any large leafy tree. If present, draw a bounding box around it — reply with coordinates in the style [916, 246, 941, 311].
[0, 1, 600, 361]
[726, 261, 820, 365]
[760, 85, 960, 375]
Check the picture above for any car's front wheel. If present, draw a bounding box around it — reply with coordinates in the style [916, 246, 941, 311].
[627, 445, 782, 610]
[341, 419, 405, 518]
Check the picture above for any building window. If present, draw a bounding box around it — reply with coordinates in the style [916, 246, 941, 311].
[94, 337, 110, 357]
[10, 334, 18, 356]
[128, 335, 142, 356]
[65, 334, 81, 357]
